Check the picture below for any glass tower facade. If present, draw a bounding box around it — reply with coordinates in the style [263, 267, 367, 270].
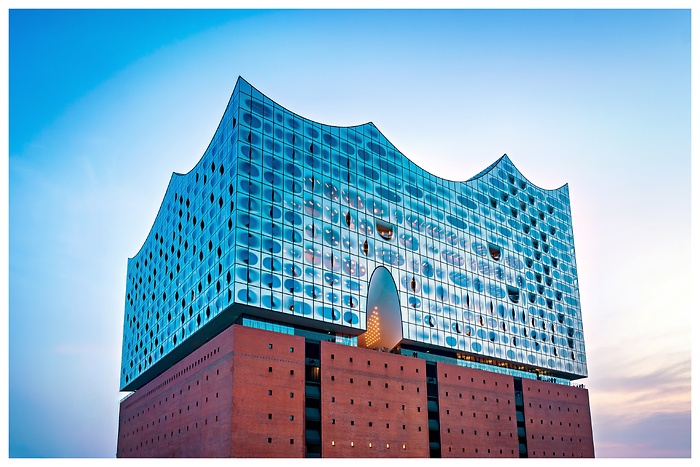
[120, 77, 587, 391]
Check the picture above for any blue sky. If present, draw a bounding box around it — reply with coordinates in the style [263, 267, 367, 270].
[7, 8, 692, 457]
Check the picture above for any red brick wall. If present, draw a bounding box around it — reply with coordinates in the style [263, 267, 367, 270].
[521, 379, 594, 458]
[117, 325, 305, 457]
[230, 326, 306, 457]
[118, 324, 594, 458]
[320, 343, 429, 457]
[435, 363, 519, 457]
[117, 325, 235, 457]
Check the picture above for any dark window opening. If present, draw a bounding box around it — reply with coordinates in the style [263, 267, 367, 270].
[376, 220, 395, 241]
[507, 286, 520, 303]
[487, 243, 501, 261]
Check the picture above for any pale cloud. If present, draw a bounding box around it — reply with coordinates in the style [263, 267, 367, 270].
[593, 411, 691, 458]
[589, 348, 690, 419]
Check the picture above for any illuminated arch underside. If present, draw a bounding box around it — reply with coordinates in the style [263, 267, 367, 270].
[358, 266, 403, 351]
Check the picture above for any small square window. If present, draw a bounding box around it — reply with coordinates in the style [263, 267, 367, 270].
[290, 392, 294, 398]
[268, 414, 272, 420]
[290, 369, 294, 375]
[290, 347, 294, 353]
[268, 367, 272, 372]
[268, 390, 272, 395]
[268, 438, 272, 443]
[268, 344, 273, 349]
[290, 415, 294, 421]
[290, 439, 294, 444]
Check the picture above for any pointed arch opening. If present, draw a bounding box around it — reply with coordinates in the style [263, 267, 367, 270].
[358, 266, 403, 351]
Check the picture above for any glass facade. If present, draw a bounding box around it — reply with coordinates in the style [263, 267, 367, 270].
[120, 77, 587, 390]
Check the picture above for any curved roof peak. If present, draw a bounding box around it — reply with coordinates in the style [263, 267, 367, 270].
[472, 154, 569, 193]
[239, 77, 568, 193]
